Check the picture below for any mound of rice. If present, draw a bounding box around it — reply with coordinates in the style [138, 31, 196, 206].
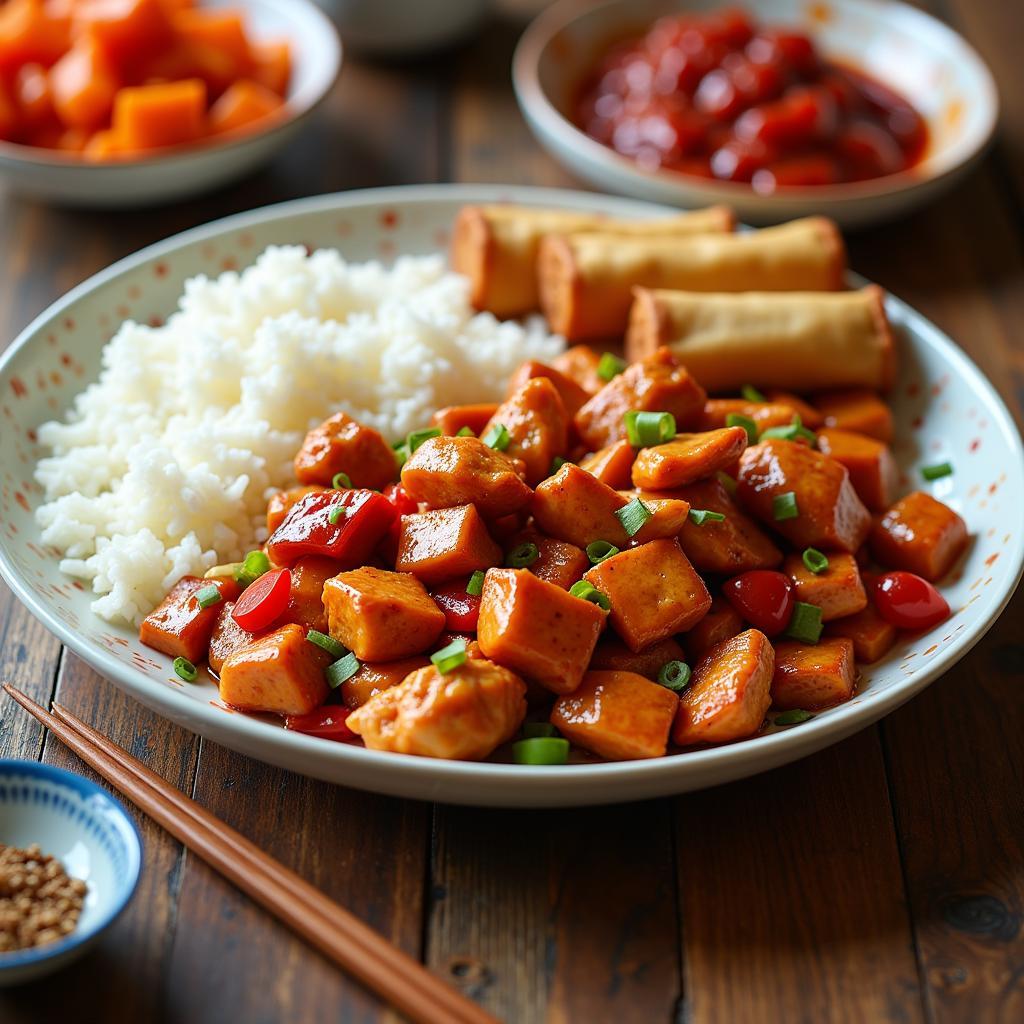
[34, 246, 564, 626]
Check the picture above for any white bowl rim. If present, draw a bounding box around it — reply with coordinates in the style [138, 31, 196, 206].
[512, 0, 1000, 205]
[0, 182, 1021, 803]
[0, 758, 142, 971]
[0, 0, 342, 171]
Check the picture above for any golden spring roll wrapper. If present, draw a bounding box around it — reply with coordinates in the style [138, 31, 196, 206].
[625, 285, 895, 392]
[449, 203, 735, 318]
[538, 216, 846, 342]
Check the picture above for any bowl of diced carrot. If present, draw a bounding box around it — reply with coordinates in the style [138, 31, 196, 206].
[0, 0, 341, 206]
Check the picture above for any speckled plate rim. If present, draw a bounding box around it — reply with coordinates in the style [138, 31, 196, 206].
[0, 183, 1021, 808]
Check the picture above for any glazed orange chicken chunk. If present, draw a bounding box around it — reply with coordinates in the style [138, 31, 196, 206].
[294, 411, 396, 490]
[396, 504, 502, 585]
[482, 377, 570, 486]
[771, 637, 857, 710]
[348, 660, 527, 760]
[140, 575, 239, 663]
[870, 491, 967, 581]
[631, 427, 748, 489]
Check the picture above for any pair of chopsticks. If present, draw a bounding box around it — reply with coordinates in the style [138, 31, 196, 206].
[3, 684, 498, 1024]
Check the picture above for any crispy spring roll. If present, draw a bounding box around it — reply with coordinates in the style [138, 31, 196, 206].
[538, 216, 845, 341]
[450, 203, 734, 318]
[626, 285, 895, 392]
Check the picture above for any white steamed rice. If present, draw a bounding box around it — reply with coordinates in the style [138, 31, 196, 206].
[34, 245, 564, 626]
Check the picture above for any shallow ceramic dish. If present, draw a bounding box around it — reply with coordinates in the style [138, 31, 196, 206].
[513, 0, 998, 227]
[0, 0, 340, 208]
[0, 184, 1020, 807]
[0, 760, 141, 986]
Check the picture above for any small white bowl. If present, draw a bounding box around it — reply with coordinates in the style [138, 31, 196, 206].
[513, 0, 999, 227]
[0, 760, 142, 986]
[0, 0, 341, 208]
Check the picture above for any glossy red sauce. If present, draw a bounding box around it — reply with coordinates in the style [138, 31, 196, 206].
[573, 8, 928, 191]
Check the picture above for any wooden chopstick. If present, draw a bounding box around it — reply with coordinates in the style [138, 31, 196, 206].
[3, 684, 498, 1024]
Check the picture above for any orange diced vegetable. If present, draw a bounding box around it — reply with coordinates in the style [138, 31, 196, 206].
[477, 567, 607, 694]
[583, 538, 711, 652]
[49, 33, 119, 130]
[73, 0, 174, 69]
[869, 490, 968, 581]
[396, 504, 502, 585]
[170, 7, 252, 94]
[482, 377, 569, 486]
[579, 439, 635, 489]
[506, 359, 591, 417]
[589, 635, 685, 679]
[252, 37, 290, 97]
[672, 629, 774, 745]
[218, 623, 331, 717]
[771, 637, 856, 710]
[139, 574, 239, 663]
[339, 655, 430, 710]
[430, 403, 499, 437]
[552, 670, 678, 760]
[825, 598, 897, 663]
[207, 77, 281, 135]
[682, 596, 744, 661]
[783, 551, 867, 621]
[814, 388, 893, 442]
[0, 0, 70, 72]
[816, 428, 898, 512]
[0, 78, 18, 139]
[82, 124, 126, 158]
[631, 427, 748, 489]
[14, 62, 53, 128]
[111, 77, 205, 149]
[294, 411, 397, 491]
[552, 344, 605, 396]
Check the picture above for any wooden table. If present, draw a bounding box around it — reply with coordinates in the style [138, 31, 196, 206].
[1, 4, 1022, 1021]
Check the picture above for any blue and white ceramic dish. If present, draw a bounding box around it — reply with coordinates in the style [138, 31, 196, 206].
[0, 760, 141, 986]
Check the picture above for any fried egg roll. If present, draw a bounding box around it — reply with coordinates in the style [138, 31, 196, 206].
[450, 203, 734, 319]
[538, 216, 845, 341]
[626, 285, 895, 393]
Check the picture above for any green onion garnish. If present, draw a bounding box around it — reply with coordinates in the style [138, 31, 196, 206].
[173, 657, 198, 682]
[194, 584, 222, 610]
[512, 737, 569, 765]
[775, 709, 814, 726]
[760, 415, 816, 445]
[482, 422, 511, 451]
[550, 455, 567, 474]
[407, 427, 441, 453]
[614, 497, 653, 537]
[522, 722, 558, 739]
[802, 548, 829, 575]
[431, 637, 468, 674]
[506, 542, 540, 569]
[326, 652, 360, 688]
[741, 384, 766, 403]
[921, 461, 953, 481]
[772, 491, 799, 521]
[456, 425, 475, 437]
[624, 410, 676, 448]
[657, 660, 691, 691]
[597, 352, 627, 381]
[785, 602, 823, 643]
[585, 540, 620, 564]
[466, 570, 486, 596]
[328, 506, 346, 525]
[725, 412, 758, 445]
[307, 630, 347, 659]
[688, 509, 726, 526]
[393, 444, 409, 470]
[331, 471, 352, 489]
[233, 549, 271, 588]
[568, 580, 611, 611]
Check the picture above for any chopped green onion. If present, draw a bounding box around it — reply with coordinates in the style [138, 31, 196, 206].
[328, 506, 346, 525]
[407, 427, 442, 453]
[466, 570, 486, 597]
[785, 602, 823, 643]
[512, 737, 569, 765]
[657, 660, 691, 691]
[482, 422, 510, 451]
[716, 471, 737, 495]
[456, 425, 475, 437]
[234, 549, 271, 588]
[741, 384, 766, 403]
[173, 657, 198, 683]
[760, 415, 817, 445]
[775, 709, 814, 726]
[802, 548, 829, 575]
[307, 630, 347, 659]
[550, 455, 567, 474]
[331, 471, 352, 489]
[725, 412, 758, 445]
[614, 496, 653, 537]
[772, 491, 799, 521]
[597, 352, 627, 381]
[921, 461, 953, 481]
[624, 410, 676, 448]
[585, 540, 620, 564]
[431, 637, 468, 674]
[506, 542, 539, 569]
[326, 652, 360, 688]
[688, 508, 726, 526]
[568, 580, 611, 611]
[522, 722, 558, 739]
[393, 444, 409, 470]
[194, 584, 222, 610]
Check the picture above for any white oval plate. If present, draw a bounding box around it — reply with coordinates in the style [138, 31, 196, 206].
[0, 184, 1021, 807]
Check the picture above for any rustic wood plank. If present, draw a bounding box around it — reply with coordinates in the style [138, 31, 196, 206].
[427, 802, 681, 1023]
[161, 742, 430, 1024]
[675, 730, 926, 1024]
[0, 654, 200, 1024]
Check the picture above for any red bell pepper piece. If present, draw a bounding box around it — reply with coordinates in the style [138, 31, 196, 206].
[231, 567, 291, 632]
[383, 481, 418, 517]
[283, 705, 355, 741]
[265, 488, 398, 567]
[431, 580, 482, 632]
